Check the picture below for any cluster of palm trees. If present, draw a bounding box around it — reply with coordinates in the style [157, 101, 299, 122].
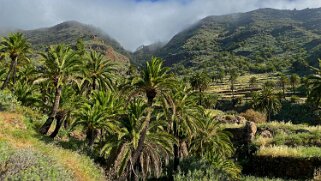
[0, 33, 239, 180]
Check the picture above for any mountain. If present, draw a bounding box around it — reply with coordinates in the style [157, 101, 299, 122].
[138, 8, 321, 74]
[22, 21, 130, 64]
[132, 41, 165, 65]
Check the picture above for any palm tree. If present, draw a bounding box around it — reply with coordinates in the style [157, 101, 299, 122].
[189, 113, 240, 179]
[278, 74, 289, 99]
[80, 50, 116, 94]
[252, 87, 282, 121]
[249, 76, 257, 89]
[36, 44, 80, 135]
[122, 57, 175, 178]
[290, 74, 300, 95]
[101, 99, 176, 180]
[162, 85, 203, 171]
[307, 74, 321, 108]
[1, 32, 31, 90]
[229, 69, 238, 98]
[73, 90, 123, 148]
[190, 72, 210, 105]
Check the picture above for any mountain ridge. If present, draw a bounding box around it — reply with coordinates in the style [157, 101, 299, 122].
[133, 7, 321, 74]
[20, 21, 131, 64]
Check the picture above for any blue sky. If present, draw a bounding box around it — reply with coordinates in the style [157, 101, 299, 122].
[1, 0, 321, 51]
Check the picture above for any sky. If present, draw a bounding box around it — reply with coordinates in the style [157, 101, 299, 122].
[1, 0, 321, 51]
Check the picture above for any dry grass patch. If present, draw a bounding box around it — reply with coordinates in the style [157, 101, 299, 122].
[257, 146, 321, 158]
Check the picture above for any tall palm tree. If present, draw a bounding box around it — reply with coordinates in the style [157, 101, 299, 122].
[162, 85, 202, 171]
[229, 69, 238, 98]
[80, 50, 116, 94]
[252, 87, 282, 121]
[249, 76, 257, 89]
[36, 44, 80, 135]
[101, 99, 176, 180]
[122, 57, 175, 178]
[1, 32, 31, 90]
[278, 74, 289, 99]
[189, 72, 210, 105]
[290, 74, 300, 95]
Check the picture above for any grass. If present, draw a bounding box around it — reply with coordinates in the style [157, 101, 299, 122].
[257, 145, 321, 158]
[0, 111, 105, 181]
[241, 176, 296, 181]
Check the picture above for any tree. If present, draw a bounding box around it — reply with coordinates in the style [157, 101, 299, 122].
[278, 74, 289, 99]
[189, 113, 240, 179]
[73, 90, 123, 148]
[307, 74, 321, 108]
[162, 85, 203, 172]
[37, 45, 80, 135]
[101, 99, 176, 180]
[229, 69, 238, 98]
[249, 76, 257, 89]
[1, 32, 31, 90]
[290, 74, 300, 94]
[80, 50, 116, 94]
[252, 87, 282, 121]
[190, 72, 210, 105]
[122, 57, 175, 179]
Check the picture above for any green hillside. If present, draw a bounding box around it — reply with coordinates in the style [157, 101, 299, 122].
[23, 21, 130, 64]
[137, 8, 321, 74]
[0, 91, 105, 181]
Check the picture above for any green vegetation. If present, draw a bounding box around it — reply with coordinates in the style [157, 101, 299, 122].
[0, 33, 239, 180]
[133, 8, 321, 76]
[3, 8, 321, 180]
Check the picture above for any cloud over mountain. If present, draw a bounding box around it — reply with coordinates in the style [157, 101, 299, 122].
[1, 0, 321, 51]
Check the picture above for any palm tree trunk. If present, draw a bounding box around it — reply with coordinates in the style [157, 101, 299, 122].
[92, 77, 96, 90]
[12, 59, 18, 85]
[199, 88, 202, 105]
[1, 58, 16, 90]
[120, 107, 153, 180]
[50, 117, 63, 138]
[40, 85, 62, 134]
[87, 128, 98, 148]
[50, 110, 67, 138]
[173, 121, 180, 172]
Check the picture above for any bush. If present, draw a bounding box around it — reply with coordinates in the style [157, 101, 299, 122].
[0, 90, 20, 111]
[0, 148, 73, 180]
[240, 109, 267, 123]
[173, 157, 240, 181]
[290, 95, 300, 103]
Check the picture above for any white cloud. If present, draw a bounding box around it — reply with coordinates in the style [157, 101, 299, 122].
[0, 0, 321, 51]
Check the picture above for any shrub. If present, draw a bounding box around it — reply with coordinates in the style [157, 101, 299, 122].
[173, 157, 240, 181]
[240, 109, 267, 123]
[290, 95, 300, 103]
[0, 90, 20, 111]
[0, 148, 73, 180]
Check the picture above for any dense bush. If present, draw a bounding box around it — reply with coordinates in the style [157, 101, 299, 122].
[173, 157, 240, 181]
[0, 90, 20, 111]
[240, 109, 267, 123]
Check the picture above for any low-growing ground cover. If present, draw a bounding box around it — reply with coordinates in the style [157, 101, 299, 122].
[0, 107, 105, 180]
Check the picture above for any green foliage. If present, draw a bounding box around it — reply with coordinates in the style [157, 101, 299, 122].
[174, 157, 240, 181]
[0, 90, 20, 111]
[1, 148, 73, 181]
[153, 8, 321, 75]
[252, 87, 282, 121]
